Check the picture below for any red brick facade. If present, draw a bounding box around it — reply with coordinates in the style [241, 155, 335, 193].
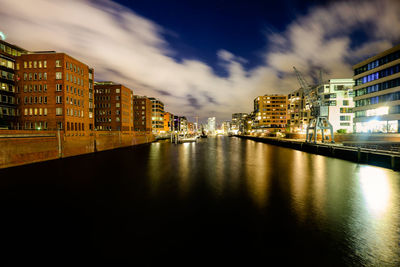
[133, 95, 152, 132]
[16, 52, 94, 136]
[94, 82, 133, 131]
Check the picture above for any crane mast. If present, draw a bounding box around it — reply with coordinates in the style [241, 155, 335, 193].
[293, 67, 334, 143]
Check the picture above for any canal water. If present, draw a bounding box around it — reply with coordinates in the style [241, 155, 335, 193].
[1, 136, 400, 266]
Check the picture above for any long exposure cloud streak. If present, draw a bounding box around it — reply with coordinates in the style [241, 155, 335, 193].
[0, 0, 399, 121]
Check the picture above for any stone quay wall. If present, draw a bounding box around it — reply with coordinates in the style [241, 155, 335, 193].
[0, 130, 155, 169]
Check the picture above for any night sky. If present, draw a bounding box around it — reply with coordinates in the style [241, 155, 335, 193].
[1, 0, 400, 122]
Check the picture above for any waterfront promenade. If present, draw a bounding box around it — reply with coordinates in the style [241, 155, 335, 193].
[237, 135, 400, 170]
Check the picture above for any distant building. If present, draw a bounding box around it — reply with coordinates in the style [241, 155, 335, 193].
[207, 117, 216, 134]
[222, 121, 230, 134]
[133, 95, 152, 133]
[252, 94, 287, 133]
[149, 97, 164, 134]
[187, 121, 194, 133]
[16, 51, 94, 134]
[163, 111, 173, 132]
[0, 40, 26, 129]
[179, 116, 188, 132]
[94, 81, 133, 131]
[287, 88, 308, 132]
[231, 113, 248, 134]
[353, 44, 400, 133]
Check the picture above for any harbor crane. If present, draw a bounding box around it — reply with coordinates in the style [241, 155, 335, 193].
[293, 67, 334, 143]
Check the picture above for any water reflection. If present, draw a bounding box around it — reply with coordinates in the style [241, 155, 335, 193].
[146, 137, 400, 265]
[359, 166, 391, 216]
[245, 141, 270, 208]
[177, 142, 193, 196]
[349, 165, 400, 266]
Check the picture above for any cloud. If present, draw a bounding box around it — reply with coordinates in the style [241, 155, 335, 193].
[0, 0, 399, 122]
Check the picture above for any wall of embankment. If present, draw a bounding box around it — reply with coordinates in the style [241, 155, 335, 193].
[0, 130, 155, 169]
[236, 135, 400, 171]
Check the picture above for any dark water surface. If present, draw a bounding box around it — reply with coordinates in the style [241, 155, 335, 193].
[1, 136, 400, 266]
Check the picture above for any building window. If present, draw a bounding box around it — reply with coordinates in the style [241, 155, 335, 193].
[44, 108, 47, 115]
[43, 73, 47, 80]
[56, 84, 62, 91]
[340, 115, 351, 121]
[116, 103, 120, 107]
[38, 61, 42, 68]
[55, 60, 61, 67]
[56, 72, 62, 80]
[43, 61, 47, 68]
[56, 107, 63, 115]
[56, 96, 62, 104]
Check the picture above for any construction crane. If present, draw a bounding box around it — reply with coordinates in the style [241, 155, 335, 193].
[293, 67, 334, 143]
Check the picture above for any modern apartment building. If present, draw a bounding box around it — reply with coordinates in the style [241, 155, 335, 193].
[16, 52, 94, 134]
[320, 79, 355, 133]
[133, 95, 152, 133]
[231, 113, 248, 134]
[353, 44, 400, 133]
[0, 40, 26, 129]
[94, 81, 133, 131]
[253, 94, 287, 133]
[287, 88, 310, 132]
[149, 97, 164, 134]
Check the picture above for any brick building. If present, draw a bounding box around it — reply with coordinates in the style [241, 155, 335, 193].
[16, 52, 94, 135]
[0, 40, 26, 129]
[163, 111, 173, 132]
[133, 95, 152, 132]
[94, 81, 133, 131]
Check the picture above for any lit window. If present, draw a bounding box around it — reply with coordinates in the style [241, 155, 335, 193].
[55, 72, 62, 80]
[56, 107, 63, 115]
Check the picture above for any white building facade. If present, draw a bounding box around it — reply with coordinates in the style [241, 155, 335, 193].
[320, 79, 355, 133]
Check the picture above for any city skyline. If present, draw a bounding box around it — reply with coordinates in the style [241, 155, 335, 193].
[1, 0, 400, 123]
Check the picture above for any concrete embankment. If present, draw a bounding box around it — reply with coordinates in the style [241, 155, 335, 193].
[0, 130, 155, 169]
[236, 135, 400, 171]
